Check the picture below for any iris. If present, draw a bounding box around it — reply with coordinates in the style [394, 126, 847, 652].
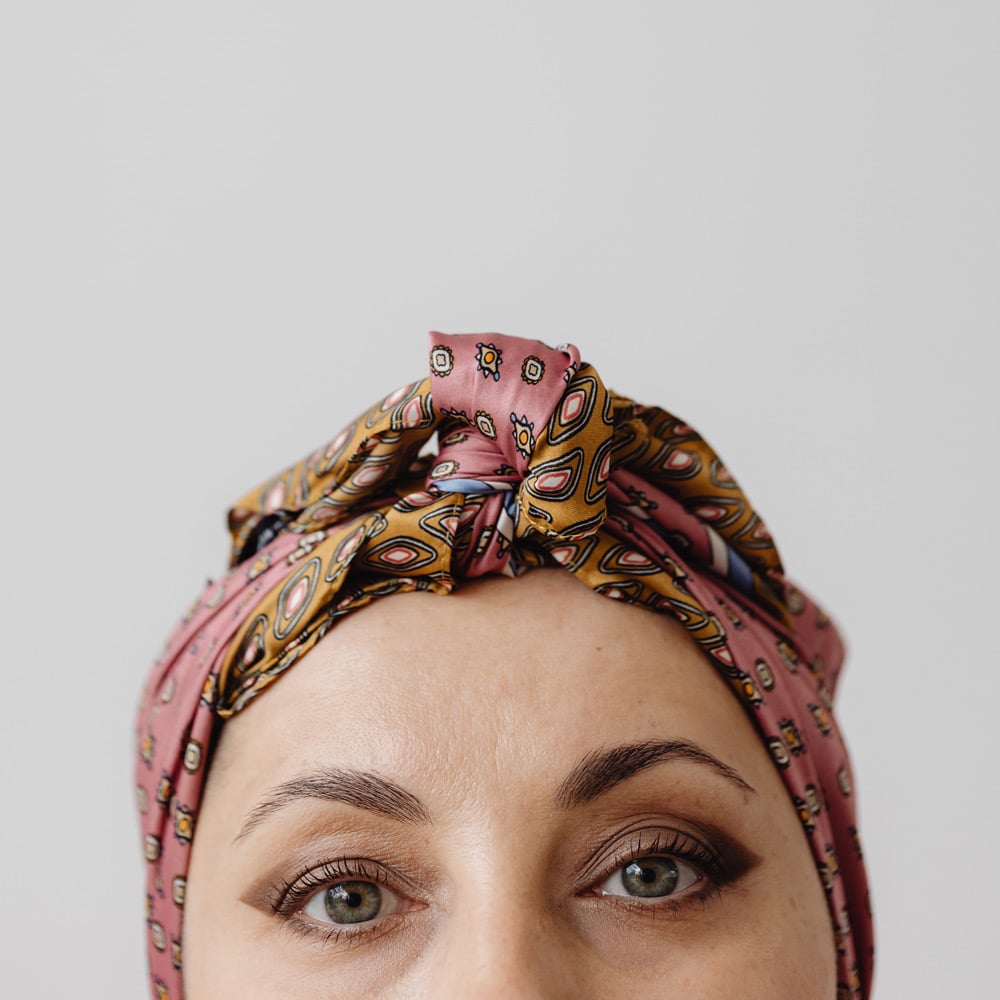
[321, 881, 383, 924]
[620, 858, 680, 897]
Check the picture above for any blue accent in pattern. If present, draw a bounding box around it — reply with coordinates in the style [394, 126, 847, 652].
[433, 477, 513, 496]
[727, 547, 754, 595]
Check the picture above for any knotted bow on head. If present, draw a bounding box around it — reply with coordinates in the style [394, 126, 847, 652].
[424, 336, 614, 575]
[228, 332, 786, 637]
[136, 331, 872, 1000]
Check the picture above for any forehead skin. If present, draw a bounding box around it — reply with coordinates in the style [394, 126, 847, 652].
[185, 569, 835, 999]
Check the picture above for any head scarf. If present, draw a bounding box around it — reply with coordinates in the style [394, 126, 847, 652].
[136, 332, 873, 999]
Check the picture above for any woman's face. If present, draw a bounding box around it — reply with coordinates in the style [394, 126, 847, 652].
[185, 570, 835, 998]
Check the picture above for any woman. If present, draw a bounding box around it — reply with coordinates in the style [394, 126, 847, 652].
[136, 332, 873, 998]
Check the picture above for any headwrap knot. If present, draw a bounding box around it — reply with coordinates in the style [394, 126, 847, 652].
[427, 335, 619, 577]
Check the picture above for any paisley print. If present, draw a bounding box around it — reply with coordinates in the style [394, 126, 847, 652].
[135, 331, 872, 999]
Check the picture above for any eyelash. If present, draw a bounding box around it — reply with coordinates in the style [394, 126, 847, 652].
[582, 828, 731, 913]
[271, 829, 731, 947]
[272, 857, 412, 948]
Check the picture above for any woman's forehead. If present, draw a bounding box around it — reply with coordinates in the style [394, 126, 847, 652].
[214, 570, 775, 807]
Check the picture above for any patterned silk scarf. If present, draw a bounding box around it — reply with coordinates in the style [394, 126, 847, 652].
[136, 332, 873, 999]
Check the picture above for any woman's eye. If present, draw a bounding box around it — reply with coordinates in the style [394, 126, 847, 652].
[599, 856, 701, 900]
[301, 880, 401, 926]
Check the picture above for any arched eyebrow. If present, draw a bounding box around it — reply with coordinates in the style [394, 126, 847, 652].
[235, 739, 754, 843]
[555, 738, 755, 808]
[235, 768, 430, 842]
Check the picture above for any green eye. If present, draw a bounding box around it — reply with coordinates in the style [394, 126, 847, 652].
[622, 858, 678, 897]
[600, 856, 700, 899]
[303, 880, 397, 925]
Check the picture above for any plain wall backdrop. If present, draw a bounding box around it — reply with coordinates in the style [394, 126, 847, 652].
[2, 2, 997, 996]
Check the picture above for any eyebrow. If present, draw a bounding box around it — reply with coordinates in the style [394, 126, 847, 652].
[235, 767, 431, 842]
[236, 739, 754, 843]
[555, 738, 755, 808]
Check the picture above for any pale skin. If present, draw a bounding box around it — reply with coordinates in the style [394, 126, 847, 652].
[185, 569, 836, 998]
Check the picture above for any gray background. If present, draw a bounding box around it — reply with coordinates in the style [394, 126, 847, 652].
[2, 2, 997, 996]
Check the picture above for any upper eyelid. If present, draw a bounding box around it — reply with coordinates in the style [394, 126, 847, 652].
[578, 829, 726, 892]
[274, 857, 418, 915]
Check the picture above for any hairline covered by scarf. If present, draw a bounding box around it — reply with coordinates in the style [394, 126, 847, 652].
[136, 331, 873, 999]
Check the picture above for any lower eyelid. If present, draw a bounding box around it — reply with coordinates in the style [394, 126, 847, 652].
[584, 879, 725, 917]
[285, 909, 408, 950]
